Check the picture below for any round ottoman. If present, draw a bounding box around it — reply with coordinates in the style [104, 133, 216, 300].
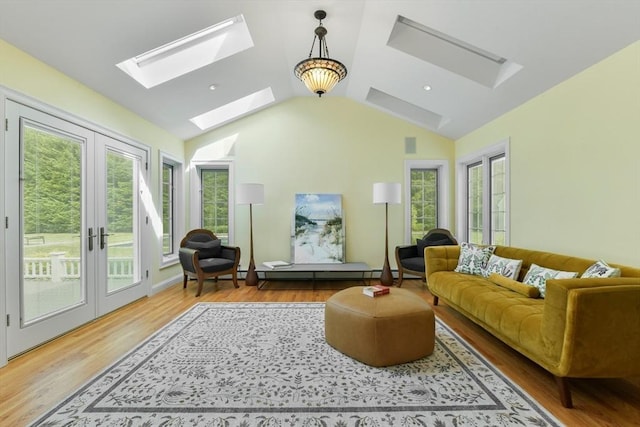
[324, 287, 435, 367]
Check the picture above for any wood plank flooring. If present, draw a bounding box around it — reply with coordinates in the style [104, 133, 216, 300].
[1, 279, 639, 426]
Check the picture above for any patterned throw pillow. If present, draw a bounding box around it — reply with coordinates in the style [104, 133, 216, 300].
[483, 254, 523, 279]
[454, 242, 496, 276]
[581, 260, 622, 278]
[522, 263, 578, 298]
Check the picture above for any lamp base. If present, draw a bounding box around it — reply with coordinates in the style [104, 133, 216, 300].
[379, 260, 394, 287]
[245, 259, 259, 286]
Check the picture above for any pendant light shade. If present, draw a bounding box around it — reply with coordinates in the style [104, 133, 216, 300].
[294, 10, 347, 97]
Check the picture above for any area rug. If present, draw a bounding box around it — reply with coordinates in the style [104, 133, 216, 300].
[31, 303, 561, 426]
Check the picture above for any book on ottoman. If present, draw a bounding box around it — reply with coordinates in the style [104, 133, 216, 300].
[362, 285, 390, 297]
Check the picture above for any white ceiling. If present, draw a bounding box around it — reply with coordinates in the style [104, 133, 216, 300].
[1, 0, 639, 141]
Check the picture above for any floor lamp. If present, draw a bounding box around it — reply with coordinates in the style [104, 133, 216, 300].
[237, 183, 264, 286]
[373, 182, 401, 286]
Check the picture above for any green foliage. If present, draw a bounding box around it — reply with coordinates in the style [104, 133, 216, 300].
[410, 169, 438, 239]
[23, 127, 81, 234]
[22, 126, 137, 234]
[201, 169, 229, 242]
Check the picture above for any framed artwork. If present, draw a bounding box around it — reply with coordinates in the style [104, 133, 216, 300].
[293, 193, 344, 263]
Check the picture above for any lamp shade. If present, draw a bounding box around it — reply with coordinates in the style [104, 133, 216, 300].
[373, 182, 401, 204]
[236, 183, 264, 205]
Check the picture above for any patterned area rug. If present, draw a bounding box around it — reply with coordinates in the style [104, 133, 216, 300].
[31, 303, 561, 426]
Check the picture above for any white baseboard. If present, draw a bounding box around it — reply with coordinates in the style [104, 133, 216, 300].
[151, 274, 182, 295]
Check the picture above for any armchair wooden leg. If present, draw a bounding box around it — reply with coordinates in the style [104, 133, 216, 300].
[433, 296, 439, 306]
[183, 274, 188, 289]
[397, 270, 404, 287]
[232, 272, 239, 289]
[555, 376, 573, 408]
[195, 273, 205, 297]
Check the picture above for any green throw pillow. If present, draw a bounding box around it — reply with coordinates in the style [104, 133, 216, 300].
[581, 260, 621, 278]
[454, 242, 496, 276]
[522, 263, 578, 298]
[483, 254, 523, 280]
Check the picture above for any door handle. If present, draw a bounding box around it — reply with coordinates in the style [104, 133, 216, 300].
[88, 227, 96, 251]
[100, 227, 111, 250]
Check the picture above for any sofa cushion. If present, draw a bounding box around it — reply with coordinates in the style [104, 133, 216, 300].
[186, 239, 222, 259]
[488, 273, 540, 298]
[581, 260, 622, 278]
[483, 254, 523, 279]
[454, 242, 495, 276]
[522, 263, 578, 298]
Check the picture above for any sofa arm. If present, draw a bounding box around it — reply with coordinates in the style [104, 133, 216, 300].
[541, 277, 640, 377]
[424, 245, 460, 278]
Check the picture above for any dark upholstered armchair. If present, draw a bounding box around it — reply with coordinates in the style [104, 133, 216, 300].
[179, 229, 241, 297]
[395, 228, 457, 287]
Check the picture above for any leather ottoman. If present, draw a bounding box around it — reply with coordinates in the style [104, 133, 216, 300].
[324, 287, 435, 367]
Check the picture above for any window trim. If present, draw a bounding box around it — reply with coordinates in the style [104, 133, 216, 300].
[190, 160, 235, 244]
[159, 151, 183, 267]
[456, 138, 510, 244]
[403, 159, 450, 243]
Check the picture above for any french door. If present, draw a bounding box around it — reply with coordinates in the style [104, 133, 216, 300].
[4, 101, 149, 356]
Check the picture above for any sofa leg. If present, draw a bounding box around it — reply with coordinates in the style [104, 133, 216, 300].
[555, 376, 573, 408]
[433, 296, 439, 306]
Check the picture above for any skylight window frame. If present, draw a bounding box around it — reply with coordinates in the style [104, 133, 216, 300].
[116, 15, 253, 89]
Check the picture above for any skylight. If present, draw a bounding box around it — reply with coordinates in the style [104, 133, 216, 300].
[189, 87, 275, 130]
[116, 15, 253, 88]
[388, 16, 522, 88]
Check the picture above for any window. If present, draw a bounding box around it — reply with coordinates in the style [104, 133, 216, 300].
[159, 153, 183, 265]
[201, 168, 229, 242]
[404, 160, 450, 243]
[457, 140, 509, 245]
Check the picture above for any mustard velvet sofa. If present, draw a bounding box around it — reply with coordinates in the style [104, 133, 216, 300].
[425, 245, 640, 408]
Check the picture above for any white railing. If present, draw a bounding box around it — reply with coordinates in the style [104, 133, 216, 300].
[24, 253, 134, 281]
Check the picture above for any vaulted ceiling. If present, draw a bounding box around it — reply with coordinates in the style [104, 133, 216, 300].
[1, 1, 639, 141]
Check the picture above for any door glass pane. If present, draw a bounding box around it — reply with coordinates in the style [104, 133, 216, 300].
[106, 150, 138, 293]
[410, 168, 438, 241]
[201, 168, 229, 244]
[22, 123, 84, 323]
[467, 163, 483, 244]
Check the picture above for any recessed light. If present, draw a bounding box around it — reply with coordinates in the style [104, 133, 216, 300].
[423, 85, 432, 91]
[209, 84, 218, 91]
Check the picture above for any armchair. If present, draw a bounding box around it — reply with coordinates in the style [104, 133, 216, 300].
[395, 228, 457, 286]
[179, 229, 241, 297]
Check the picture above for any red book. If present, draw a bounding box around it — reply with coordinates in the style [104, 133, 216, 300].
[362, 285, 390, 297]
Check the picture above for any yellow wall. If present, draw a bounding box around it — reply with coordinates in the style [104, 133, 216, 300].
[0, 39, 185, 285]
[186, 97, 454, 269]
[456, 41, 640, 266]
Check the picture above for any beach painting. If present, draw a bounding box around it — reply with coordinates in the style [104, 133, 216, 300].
[293, 193, 344, 263]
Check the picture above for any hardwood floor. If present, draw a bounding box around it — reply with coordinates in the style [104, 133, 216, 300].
[1, 279, 639, 426]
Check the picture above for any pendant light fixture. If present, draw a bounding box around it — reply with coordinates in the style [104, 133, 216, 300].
[294, 10, 347, 97]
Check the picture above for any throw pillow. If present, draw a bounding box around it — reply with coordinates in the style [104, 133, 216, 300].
[454, 242, 496, 276]
[522, 263, 578, 298]
[483, 254, 523, 279]
[488, 273, 540, 298]
[581, 260, 622, 278]
[186, 239, 222, 259]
